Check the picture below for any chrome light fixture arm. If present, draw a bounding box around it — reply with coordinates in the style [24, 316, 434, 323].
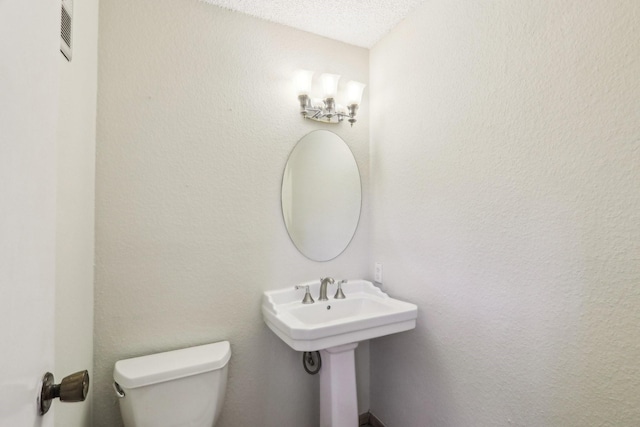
[298, 94, 359, 126]
[295, 70, 365, 127]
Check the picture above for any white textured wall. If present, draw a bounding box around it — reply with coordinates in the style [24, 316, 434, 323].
[370, 1, 640, 426]
[94, 1, 369, 426]
[55, 0, 99, 425]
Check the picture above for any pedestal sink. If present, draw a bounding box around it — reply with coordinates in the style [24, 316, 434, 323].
[262, 280, 417, 427]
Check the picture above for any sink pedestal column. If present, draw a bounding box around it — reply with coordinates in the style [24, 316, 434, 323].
[319, 342, 359, 427]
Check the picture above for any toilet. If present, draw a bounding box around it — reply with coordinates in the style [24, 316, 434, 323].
[113, 341, 231, 427]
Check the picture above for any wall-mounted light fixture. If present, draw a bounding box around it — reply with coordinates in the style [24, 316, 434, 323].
[294, 70, 366, 127]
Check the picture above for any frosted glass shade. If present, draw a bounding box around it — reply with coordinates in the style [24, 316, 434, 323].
[320, 73, 341, 98]
[346, 81, 366, 105]
[294, 70, 314, 95]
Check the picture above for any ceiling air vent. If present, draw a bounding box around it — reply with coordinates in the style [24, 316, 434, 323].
[60, 0, 72, 61]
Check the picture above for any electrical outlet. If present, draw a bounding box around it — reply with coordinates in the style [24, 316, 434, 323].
[374, 262, 383, 283]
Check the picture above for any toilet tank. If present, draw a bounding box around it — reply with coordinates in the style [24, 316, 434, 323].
[114, 341, 231, 427]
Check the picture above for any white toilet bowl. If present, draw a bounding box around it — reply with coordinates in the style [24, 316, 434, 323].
[113, 341, 231, 427]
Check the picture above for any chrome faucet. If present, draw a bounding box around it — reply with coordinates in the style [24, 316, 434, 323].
[319, 277, 335, 301]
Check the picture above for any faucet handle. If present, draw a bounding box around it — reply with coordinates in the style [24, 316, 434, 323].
[334, 280, 347, 299]
[295, 285, 315, 304]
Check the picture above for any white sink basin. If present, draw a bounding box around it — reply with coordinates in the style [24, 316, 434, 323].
[262, 280, 418, 351]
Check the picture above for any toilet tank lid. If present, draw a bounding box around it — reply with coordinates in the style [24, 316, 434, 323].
[114, 341, 231, 389]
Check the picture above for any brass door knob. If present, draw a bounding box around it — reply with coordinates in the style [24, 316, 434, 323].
[39, 370, 90, 415]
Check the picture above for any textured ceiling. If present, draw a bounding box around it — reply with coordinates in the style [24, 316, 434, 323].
[201, 0, 425, 48]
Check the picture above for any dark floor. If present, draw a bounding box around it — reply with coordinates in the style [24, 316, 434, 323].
[359, 412, 385, 427]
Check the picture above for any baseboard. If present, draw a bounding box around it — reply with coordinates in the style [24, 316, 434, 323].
[359, 411, 386, 427]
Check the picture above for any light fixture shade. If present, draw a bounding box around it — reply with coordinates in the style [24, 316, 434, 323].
[320, 73, 341, 98]
[294, 69, 314, 95]
[346, 81, 366, 105]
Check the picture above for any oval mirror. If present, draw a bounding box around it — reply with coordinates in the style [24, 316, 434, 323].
[281, 130, 361, 261]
